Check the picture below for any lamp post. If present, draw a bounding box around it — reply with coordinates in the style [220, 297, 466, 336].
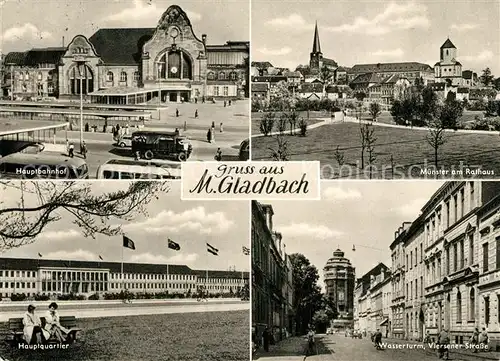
[7, 63, 14, 101]
[158, 62, 162, 121]
[73, 56, 87, 150]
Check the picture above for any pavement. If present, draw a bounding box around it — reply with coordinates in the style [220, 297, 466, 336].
[0, 299, 249, 322]
[253, 334, 500, 361]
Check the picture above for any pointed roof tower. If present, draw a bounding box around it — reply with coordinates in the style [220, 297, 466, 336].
[312, 21, 321, 54]
[440, 38, 456, 49]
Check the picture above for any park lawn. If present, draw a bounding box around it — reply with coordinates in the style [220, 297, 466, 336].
[251, 111, 327, 135]
[251, 122, 500, 179]
[357, 110, 484, 126]
[0, 310, 249, 361]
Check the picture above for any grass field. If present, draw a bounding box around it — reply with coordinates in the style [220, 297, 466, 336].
[251, 122, 500, 179]
[354, 109, 484, 126]
[251, 111, 326, 135]
[0, 310, 249, 361]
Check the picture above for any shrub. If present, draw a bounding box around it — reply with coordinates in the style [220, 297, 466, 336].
[10, 293, 27, 301]
[298, 117, 308, 136]
[88, 293, 100, 300]
[34, 294, 50, 301]
[259, 112, 276, 136]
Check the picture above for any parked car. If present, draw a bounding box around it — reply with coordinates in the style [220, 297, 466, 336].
[115, 135, 133, 148]
[239, 139, 249, 161]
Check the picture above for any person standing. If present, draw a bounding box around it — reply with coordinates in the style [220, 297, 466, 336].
[68, 143, 74, 158]
[307, 329, 315, 355]
[470, 327, 479, 353]
[214, 148, 222, 161]
[438, 328, 450, 360]
[262, 327, 270, 352]
[81, 141, 87, 160]
[176, 108, 179, 117]
[195, 109, 198, 119]
[207, 128, 212, 143]
[66, 139, 70, 156]
[220, 122, 223, 133]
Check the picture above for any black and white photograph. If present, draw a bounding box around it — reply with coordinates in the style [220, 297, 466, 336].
[252, 181, 500, 360]
[0, 0, 250, 180]
[0, 180, 250, 361]
[251, 0, 500, 179]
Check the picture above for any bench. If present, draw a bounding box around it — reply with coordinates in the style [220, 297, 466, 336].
[7, 316, 82, 346]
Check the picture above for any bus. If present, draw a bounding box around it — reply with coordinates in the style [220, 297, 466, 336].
[0, 152, 89, 179]
[131, 130, 192, 161]
[96, 159, 182, 180]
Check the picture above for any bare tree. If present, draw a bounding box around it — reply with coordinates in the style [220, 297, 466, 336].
[0, 181, 169, 252]
[363, 124, 377, 179]
[334, 145, 345, 167]
[359, 124, 367, 169]
[259, 112, 276, 136]
[426, 116, 447, 168]
[268, 134, 290, 161]
[288, 111, 299, 136]
[278, 113, 288, 135]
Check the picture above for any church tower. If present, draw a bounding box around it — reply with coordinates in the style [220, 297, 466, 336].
[440, 38, 457, 63]
[309, 22, 323, 73]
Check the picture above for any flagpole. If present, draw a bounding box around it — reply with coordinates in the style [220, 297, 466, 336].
[121, 242, 124, 292]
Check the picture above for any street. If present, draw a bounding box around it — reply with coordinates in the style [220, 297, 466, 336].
[255, 334, 499, 361]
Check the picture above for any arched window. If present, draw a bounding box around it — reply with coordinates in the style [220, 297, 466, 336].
[207, 71, 215, 80]
[24, 72, 29, 80]
[120, 72, 127, 83]
[37, 72, 42, 81]
[230, 71, 237, 81]
[218, 71, 225, 80]
[107, 71, 114, 82]
[69, 64, 94, 95]
[469, 288, 475, 321]
[134, 71, 140, 82]
[157, 51, 192, 80]
[457, 291, 462, 322]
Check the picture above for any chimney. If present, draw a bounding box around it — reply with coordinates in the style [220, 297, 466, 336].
[202, 34, 207, 44]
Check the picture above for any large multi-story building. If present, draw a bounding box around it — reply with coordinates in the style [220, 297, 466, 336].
[252, 201, 293, 346]
[348, 62, 435, 86]
[422, 182, 500, 345]
[2, 5, 249, 103]
[324, 249, 355, 330]
[390, 222, 411, 339]
[0, 257, 248, 298]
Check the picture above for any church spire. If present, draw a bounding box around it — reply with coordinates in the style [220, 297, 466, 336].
[312, 21, 321, 54]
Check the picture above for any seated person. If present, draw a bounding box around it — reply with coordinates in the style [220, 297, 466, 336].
[23, 304, 50, 344]
[44, 302, 70, 343]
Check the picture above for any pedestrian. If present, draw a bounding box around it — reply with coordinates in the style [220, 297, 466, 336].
[103, 124, 107, 133]
[85, 122, 89, 132]
[220, 122, 223, 132]
[307, 328, 315, 355]
[65, 139, 70, 155]
[438, 328, 450, 360]
[470, 327, 479, 353]
[174, 128, 180, 137]
[134, 151, 140, 161]
[207, 128, 212, 143]
[262, 327, 270, 352]
[214, 148, 222, 161]
[194, 97, 198, 104]
[68, 143, 74, 158]
[125, 124, 130, 135]
[479, 327, 489, 352]
[176, 108, 179, 117]
[195, 109, 198, 118]
[202, 96, 205, 104]
[224, 100, 226, 107]
[229, 99, 232, 106]
[81, 141, 87, 159]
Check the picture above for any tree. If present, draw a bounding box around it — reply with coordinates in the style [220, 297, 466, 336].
[440, 99, 463, 129]
[319, 65, 333, 85]
[334, 145, 345, 167]
[361, 124, 377, 178]
[354, 92, 367, 102]
[480, 67, 494, 87]
[426, 116, 447, 168]
[485, 100, 499, 117]
[271, 81, 293, 111]
[268, 134, 290, 161]
[288, 110, 300, 136]
[0, 181, 169, 252]
[289, 253, 323, 335]
[369, 102, 381, 122]
[419, 87, 439, 124]
[277, 113, 288, 134]
[259, 112, 276, 136]
[298, 117, 308, 136]
[493, 77, 500, 91]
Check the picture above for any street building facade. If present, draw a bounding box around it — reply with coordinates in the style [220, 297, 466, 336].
[2, 5, 249, 103]
[324, 249, 355, 330]
[252, 201, 293, 347]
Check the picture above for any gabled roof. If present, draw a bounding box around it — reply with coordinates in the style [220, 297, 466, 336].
[440, 38, 456, 49]
[252, 75, 287, 83]
[350, 62, 433, 73]
[299, 82, 323, 93]
[251, 82, 269, 92]
[4, 48, 66, 66]
[89, 28, 155, 65]
[323, 58, 338, 67]
[251, 61, 273, 68]
[350, 72, 382, 85]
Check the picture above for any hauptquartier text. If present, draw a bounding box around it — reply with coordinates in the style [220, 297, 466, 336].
[189, 172, 309, 195]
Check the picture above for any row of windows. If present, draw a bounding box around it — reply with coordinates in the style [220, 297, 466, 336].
[106, 71, 140, 83]
[207, 71, 238, 81]
[0, 271, 37, 278]
[213, 86, 230, 96]
[0, 282, 36, 289]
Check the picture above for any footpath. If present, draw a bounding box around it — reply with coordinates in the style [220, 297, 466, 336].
[253, 336, 307, 361]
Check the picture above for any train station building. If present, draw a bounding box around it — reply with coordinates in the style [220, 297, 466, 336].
[2, 5, 249, 104]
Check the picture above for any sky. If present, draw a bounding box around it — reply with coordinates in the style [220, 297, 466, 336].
[260, 181, 444, 290]
[0, 181, 250, 272]
[252, 0, 500, 75]
[0, 0, 249, 53]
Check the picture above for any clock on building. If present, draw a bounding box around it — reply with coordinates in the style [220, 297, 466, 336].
[170, 66, 178, 74]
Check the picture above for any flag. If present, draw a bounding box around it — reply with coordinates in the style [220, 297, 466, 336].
[242, 246, 250, 255]
[123, 235, 136, 250]
[207, 243, 218, 256]
[38, 253, 43, 257]
[168, 239, 181, 251]
[99, 255, 103, 260]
